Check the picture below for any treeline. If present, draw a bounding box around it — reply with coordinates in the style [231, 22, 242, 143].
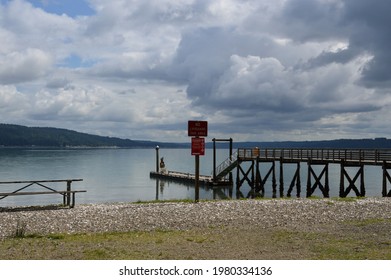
[2, 123, 391, 149]
[0, 124, 181, 148]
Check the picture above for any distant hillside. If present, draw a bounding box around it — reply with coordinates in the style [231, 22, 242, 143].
[2, 123, 391, 149]
[0, 124, 183, 148]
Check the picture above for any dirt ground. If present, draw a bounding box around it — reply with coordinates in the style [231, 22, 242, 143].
[1, 218, 391, 260]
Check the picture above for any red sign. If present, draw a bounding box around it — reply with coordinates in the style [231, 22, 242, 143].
[191, 137, 205, 156]
[188, 120, 208, 137]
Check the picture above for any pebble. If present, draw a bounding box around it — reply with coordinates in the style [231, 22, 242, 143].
[1, 198, 391, 239]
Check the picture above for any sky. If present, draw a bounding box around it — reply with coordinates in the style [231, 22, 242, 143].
[1, 0, 391, 142]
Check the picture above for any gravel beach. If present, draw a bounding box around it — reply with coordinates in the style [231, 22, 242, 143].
[1, 198, 391, 239]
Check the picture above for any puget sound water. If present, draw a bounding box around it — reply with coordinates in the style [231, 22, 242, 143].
[0, 147, 386, 207]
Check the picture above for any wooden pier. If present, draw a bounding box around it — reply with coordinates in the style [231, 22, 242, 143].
[150, 145, 391, 198]
[230, 148, 391, 198]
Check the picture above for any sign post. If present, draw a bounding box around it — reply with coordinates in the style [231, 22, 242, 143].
[195, 150, 200, 202]
[188, 120, 208, 202]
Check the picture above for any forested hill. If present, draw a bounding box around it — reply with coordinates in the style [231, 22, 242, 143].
[2, 123, 391, 149]
[0, 123, 181, 148]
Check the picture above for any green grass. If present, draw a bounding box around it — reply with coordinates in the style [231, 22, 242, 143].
[1, 217, 391, 260]
[332, 197, 366, 202]
[131, 196, 371, 204]
[0, 230, 213, 260]
[310, 235, 391, 259]
[133, 199, 198, 204]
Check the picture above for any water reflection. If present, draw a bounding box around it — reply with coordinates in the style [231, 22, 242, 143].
[151, 176, 303, 201]
[152, 177, 234, 201]
[152, 176, 277, 201]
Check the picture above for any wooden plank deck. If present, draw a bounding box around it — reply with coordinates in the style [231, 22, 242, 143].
[237, 148, 391, 165]
[150, 171, 231, 186]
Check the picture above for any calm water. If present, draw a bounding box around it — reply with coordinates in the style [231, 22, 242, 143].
[0, 148, 386, 207]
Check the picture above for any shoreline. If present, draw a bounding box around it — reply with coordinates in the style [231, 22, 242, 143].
[1, 197, 391, 239]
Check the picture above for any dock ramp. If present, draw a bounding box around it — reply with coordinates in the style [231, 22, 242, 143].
[214, 150, 238, 180]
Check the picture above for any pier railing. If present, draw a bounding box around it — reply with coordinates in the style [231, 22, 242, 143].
[238, 148, 391, 165]
[215, 150, 238, 179]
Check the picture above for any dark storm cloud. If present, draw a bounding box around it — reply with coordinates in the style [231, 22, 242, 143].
[171, 28, 234, 101]
[300, 48, 360, 69]
[170, 25, 375, 116]
[342, 0, 391, 87]
[280, 0, 391, 88]
[170, 27, 291, 105]
[277, 0, 346, 41]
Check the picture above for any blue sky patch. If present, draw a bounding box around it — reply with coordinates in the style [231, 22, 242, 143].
[60, 54, 96, 68]
[26, 0, 95, 17]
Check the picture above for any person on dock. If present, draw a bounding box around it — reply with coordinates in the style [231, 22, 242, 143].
[160, 157, 167, 174]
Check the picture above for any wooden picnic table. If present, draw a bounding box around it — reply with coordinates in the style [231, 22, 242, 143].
[0, 179, 86, 208]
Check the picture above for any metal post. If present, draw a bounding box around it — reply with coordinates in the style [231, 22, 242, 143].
[156, 146, 159, 173]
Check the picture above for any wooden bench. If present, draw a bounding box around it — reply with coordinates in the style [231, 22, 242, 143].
[0, 179, 86, 208]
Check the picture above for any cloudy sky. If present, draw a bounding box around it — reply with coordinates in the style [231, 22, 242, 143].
[1, 0, 391, 142]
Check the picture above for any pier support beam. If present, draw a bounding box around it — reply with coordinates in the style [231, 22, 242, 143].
[382, 161, 391, 197]
[236, 160, 255, 190]
[280, 161, 301, 198]
[279, 159, 284, 197]
[306, 162, 329, 197]
[339, 161, 365, 197]
[254, 160, 277, 197]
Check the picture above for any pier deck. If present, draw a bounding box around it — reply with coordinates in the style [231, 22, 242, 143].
[150, 147, 391, 198]
[237, 148, 391, 165]
[231, 148, 391, 198]
[150, 171, 231, 186]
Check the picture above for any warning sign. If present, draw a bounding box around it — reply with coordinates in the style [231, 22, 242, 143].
[188, 120, 208, 137]
[191, 137, 205, 156]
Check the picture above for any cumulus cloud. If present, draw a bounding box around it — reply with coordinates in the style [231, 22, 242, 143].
[1, 0, 391, 141]
[0, 48, 52, 84]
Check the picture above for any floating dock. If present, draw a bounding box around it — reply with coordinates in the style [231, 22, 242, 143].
[149, 171, 232, 186]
